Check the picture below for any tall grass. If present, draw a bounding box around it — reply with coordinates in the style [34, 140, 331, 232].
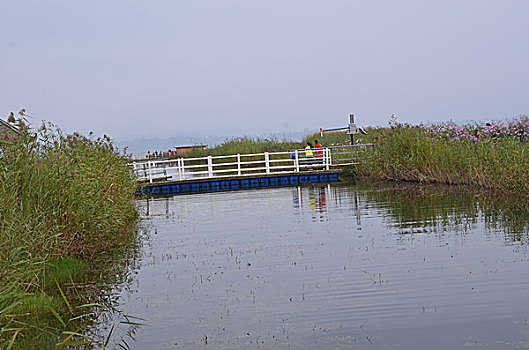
[184, 136, 301, 158]
[0, 119, 138, 348]
[354, 118, 529, 202]
[183, 133, 361, 159]
[301, 131, 359, 148]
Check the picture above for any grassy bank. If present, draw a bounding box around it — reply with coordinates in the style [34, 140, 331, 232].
[184, 133, 356, 158]
[0, 120, 138, 348]
[352, 116, 529, 203]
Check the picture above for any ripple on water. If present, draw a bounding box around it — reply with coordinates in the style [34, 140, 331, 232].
[113, 184, 529, 349]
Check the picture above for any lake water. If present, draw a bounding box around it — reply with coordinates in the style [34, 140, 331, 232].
[108, 183, 529, 349]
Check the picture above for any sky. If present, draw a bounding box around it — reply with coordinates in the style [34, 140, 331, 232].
[1, 0, 528, 144]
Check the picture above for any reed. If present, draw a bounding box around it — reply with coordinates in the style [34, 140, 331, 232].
[183, 133, 358, 164]
[0, 119, 139, 348]
[354, 117, 529, 200]
[301, 131, 357, 148]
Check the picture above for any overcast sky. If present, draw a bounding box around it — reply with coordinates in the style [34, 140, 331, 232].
[1, 1, 528, 140]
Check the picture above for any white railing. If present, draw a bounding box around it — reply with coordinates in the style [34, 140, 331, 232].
[130, 144, 372, 183]
[327, 144, 373, 164]
[129, 153, 149, 161]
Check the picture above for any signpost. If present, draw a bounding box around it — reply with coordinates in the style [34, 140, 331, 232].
[320, 114, 367, 145]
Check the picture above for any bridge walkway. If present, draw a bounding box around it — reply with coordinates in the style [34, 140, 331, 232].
[131, 144, 371, 196]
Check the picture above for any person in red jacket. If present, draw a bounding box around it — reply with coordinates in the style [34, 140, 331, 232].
[314, 139, 323, 164]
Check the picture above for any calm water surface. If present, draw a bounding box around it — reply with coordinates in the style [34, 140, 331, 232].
[110, 183, 529, 349]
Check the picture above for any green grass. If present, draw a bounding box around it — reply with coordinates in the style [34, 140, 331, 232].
[184, 136, 301, 158]
[44, 257, 87, 287]
[353, 121, 529, 203]
[187, 131, 362, 157]
[9, 293, 63, 317]
[0, 119, 139, 348]
[301, 131, 359, 148]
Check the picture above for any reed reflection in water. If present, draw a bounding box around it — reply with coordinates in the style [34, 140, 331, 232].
[116, 183, 529, 349]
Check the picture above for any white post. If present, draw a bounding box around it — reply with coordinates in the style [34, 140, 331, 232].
[237, 154, 241, 176]
[179, 158, 185, 180]
[265, 152, 270, 174]
[148, 161, 153, 183]
[325, 148, 330, 170]
[295, 150, 299, 172]
[207, 156, 213, 178]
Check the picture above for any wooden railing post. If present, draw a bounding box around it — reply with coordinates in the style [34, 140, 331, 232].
[295, 150, 299, 172]
[237, 154, 241, 175]
[265, 152, 270, 174]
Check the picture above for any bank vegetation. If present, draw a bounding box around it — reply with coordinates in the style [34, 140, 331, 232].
[0, 119, 138, 348]
[334, 115, 529, 206]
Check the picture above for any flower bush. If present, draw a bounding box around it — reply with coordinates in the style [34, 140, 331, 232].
[431, 115, 529, 144]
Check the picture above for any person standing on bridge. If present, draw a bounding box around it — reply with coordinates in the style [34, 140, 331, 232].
[305, 142, 314, 166]
[314, 139, 323, 164]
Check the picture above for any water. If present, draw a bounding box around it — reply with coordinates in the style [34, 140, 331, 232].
[109, 183, 529, 349]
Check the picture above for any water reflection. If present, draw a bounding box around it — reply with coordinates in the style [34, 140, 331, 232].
[143, 183, 529, 243]
[356, 182, 529, 245]
[292, 186, 328, 220]
[119, 183, 529, 349]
